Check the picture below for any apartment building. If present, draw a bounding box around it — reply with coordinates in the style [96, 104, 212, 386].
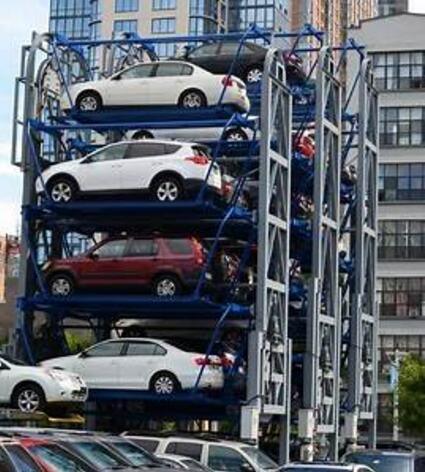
[348, 13, 425, 438]
[49, 0, 92, 39]
[378, 0, 408, 16]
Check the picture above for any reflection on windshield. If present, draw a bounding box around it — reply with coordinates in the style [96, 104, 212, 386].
[110, 440, 159, 467]
[241, 447, 277, 470]
[346, 453, 414, 472]
[72, 441, 126, 469]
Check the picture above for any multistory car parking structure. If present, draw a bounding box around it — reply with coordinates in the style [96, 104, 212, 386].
[11, 24, 378, 463]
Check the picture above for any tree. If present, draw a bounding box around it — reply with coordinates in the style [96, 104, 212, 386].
[398, 355, 425, 438]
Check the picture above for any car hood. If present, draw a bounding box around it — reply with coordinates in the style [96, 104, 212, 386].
[41, 355, 78, 370]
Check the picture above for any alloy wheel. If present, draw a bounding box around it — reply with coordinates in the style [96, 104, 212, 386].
[182, 92, 203, 108]
[79, 96, 98, 111]
[154, 376, 175, 394]
[156, 278, 177, 297]
[51, 182, 72, 203]
[17, 389, 41, 413]
[51, 277, 72, 296]
[156, 181, 179, 202]
[246, 68, 263, 83]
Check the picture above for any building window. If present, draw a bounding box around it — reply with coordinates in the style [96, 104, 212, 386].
[116, 0, 139, 12]
[377, 277, 425, 318]
[380, 107, 425, 147]
[151, 17, 176, 34]
[114, 19, 138, 34]
[154, 43, 176, 58]
[228, 2, 275, 32]
[152, 0, 176, 10]
[372, 51, 425, 91]
[379, 220, 425, 259]
[379, 163, 425, 202]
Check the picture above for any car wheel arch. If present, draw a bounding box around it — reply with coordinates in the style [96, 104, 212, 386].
[76, 89, 103, 107]
[46, 173, 80, 192]
[10, 380, 46, 404]
[47, 270, 78, 291]
[148, 171, 185, 190]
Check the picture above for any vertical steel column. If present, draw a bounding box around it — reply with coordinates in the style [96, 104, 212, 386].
[299, 47, 342, 461]
[345, 58, 379, 447]
[241, 48, 292, 465]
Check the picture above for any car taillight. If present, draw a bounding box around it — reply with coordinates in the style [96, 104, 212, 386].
[192, 238, 205, 265]
[221, 76, 235, 87]
[185, 155, 210, 165]
[194, 356, 222, 367]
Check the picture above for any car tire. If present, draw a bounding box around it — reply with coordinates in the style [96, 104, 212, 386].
[48, 177, 78, 204]
[153, 274, 181, 297]
[151, 175, 183, 202]
[76, 91, 102, 112]
[132, 130, 154, 140]
[178, 89, 207, 109]
[48, 273, 75, 297]
[150, 371, 180, 395]
[12, 383, 46, 413]
[223, 128, 249, 142]
[245, 65, 263, 84]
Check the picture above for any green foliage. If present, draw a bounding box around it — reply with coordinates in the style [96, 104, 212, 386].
[65, 332, 93, 354]
[398, 355, 425, 437]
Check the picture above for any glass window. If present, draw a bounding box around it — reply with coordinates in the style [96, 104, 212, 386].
[70, 442, 125, 469]
[128, 439, 160, 453]
[155, 63, 193, 77]
[4, 445, 41, 472]
[379, 220, 425, 259]
[0, 447, 13, 472]
[152, 0, 176, 10]
[119, 64, 155, 80]
[190, 43, 220, 58]
[380, 107, 425, 147]
[30, 444, 91, 472]
[379, 163, 425, 201]
[165, 443, 202, 461]
[86, 341, 125, 357]
[114, 19, 138, 35]
[127, 239, 158, 257]
[207, 446, 249, 472]
[166, 239, 194, 255]
[85, 144, 127, 163]
[92, 239, 127, 259]
[126, 342, 166, 356]
[116, 0, 139, 12]
[151, 17, 176, 34]
[107, 440, 158, 467]
[125, 142, 168, 157]
[240, 448, 277, 470]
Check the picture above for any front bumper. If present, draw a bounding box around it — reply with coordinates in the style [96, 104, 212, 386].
[197, 367, 225, 390]
[45, 377, 89, 404]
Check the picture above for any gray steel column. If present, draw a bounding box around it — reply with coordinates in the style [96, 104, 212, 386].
[299, 47, 342, 461]
[241, 48, 292, 462]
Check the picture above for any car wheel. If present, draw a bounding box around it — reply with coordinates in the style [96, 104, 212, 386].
[150, 372, 180, 395]
[49, 178, 77, 204]
[179, 90, 207, 109]
[48, 273, 75, 297]
[12, 384, 46, 413]
[153, 275, 181, 297]
[151, 176, 183, 202]
[76, 91, 102, 112]
[245, 66, 263, 84]
[133, 130, 154, 140]
[223, 128, 248, 142]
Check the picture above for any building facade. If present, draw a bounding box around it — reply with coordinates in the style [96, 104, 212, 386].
[348, 13, 425, 439]
[378, 0, 408, 16]
[0, 235, 19, 342]
[49, 0, 92, 39]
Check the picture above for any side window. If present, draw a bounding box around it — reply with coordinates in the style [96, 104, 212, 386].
[165, 443, 202, 461]
[181, 64, 193, 76]
[155, 63, 190, 77]
[191, 43, 219, 58]
[119, 64, 155, 79]
[125, 143, 166, 158]
[92, 239, 127, 259]
[126, 239, 158, 257]
[86, 341, 125, 357]
[218, 42, 239, 55]
[126, 342, 166, 356]
[166, 239, 193, 255]
[0, 448, 13, 472]
[207, 446, 248, 472]
[4, 445, 41, 472]
[85, 144, 127, 163]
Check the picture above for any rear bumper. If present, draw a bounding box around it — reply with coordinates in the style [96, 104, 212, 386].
[184, 178, 221, 197]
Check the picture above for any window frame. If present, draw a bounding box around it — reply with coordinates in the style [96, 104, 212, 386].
[84, 341, 126, 358]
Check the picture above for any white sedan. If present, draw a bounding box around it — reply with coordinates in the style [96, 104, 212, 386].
[61, 61, 250, 113]
[41, 338, 224, 395]
[0, 353, 88, 413]
[35, 139, 222, 204]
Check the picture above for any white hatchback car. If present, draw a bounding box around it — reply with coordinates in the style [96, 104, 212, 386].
[0, 353, 88, 413]
[36, 140, 222, 203]
[61, 61, 250, 113]
[42, 338, 224, 395]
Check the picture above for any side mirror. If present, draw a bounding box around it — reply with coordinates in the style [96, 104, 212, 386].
[79, 350, 89, 359]
[89, 252, 99, 261]
[0, 362, 10, 371]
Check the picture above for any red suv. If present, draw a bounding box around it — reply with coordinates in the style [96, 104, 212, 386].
[43, 237, 209, 297]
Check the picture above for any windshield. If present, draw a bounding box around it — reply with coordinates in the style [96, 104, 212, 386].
[108, 440, 161, 467]
[31, 444, 92, 472]
[241, 447, 277, 470]
[0, 353, 27, 366]
[70, 441, 128, 469]
[346, 453, 414, 472]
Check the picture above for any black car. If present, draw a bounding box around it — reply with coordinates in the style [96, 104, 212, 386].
[179, 41, 305, 84]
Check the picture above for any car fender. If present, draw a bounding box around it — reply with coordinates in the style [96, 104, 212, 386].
[147, 167, 187, 188]
[8, 368, 53, 402]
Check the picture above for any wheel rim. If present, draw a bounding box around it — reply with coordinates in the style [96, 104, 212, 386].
[51, 182, 72, 203]
[156, 278, 177, 297]
[182, 92, 202, 108]
[51, 277, 72, 296]
[226, 130, 245, 142]
[79, 96, 98, 111]
[17, 389, 40, 413]
[246, 68, 262, 83]
[156, 181, 179, 202]
[154, 376, 175, 394]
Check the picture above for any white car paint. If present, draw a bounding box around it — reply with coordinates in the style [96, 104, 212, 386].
[157, 453, 212, 471]
[0, 354, 87, 413]
[41, 338, 224, 392]
[61, 61, 250, 113]
[35, 140, 222, 203]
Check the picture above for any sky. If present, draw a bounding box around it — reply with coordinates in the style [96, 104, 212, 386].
[0, 0, 425, 234]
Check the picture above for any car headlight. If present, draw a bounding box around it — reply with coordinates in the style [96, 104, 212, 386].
[47, 369, 70, 383]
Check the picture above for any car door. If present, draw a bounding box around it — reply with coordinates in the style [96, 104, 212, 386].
[80, 239, 128, 287]
[77, 143, 128, 192]
[105, 63, 155, 106]
[150, 62, 195, 105]
[123, 238, 159, 287]
[0, 359, 12, 403]
[76, 340, 125, 388]
[121, 341, 168, 389]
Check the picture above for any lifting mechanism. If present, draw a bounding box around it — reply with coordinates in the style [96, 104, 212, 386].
[11, 23, 378, 462]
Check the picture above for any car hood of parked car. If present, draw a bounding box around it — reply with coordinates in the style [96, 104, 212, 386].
[41, 354, 78, 370]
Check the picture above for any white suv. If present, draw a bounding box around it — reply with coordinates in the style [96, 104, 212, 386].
[121, 435, 277, 472]
[0, 353, 87, 413]
[36, 140, 222, 203]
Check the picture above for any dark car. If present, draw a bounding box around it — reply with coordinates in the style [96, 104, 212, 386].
[343, 449, 423, 472]
[0, 438, 44, 472]
[179, 41, 305, 85]
[43, 237, 210, 297]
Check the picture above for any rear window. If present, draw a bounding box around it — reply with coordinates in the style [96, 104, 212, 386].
[166, 239, 194, 255]
[192, 146, 211, 158]
[165, 442, 202, 461]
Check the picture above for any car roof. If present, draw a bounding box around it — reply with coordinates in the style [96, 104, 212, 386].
[346, 449, 413, 457]
[101, 139, 200, 148]
[124, 433, 254, 448]
[285, 463, 357, 470]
